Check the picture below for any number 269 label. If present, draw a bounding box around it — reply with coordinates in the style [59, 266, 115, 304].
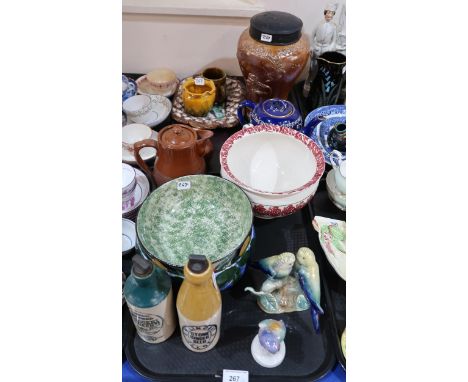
[222, 369, 249, 382]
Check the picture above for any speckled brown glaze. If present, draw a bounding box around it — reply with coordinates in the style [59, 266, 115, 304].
[237, 29, 309, 103]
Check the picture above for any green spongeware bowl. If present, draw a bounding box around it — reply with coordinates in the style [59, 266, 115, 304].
[136, 174, 253, 272]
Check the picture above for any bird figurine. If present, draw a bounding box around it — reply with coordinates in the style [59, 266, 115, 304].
[254, 252, 296, 279]
[258, 319, 286, 354]
[294, 247, 324, 333]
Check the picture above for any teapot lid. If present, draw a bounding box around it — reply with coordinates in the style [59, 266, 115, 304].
[159, 124, 196, 149]
[262, 99, 295, 118]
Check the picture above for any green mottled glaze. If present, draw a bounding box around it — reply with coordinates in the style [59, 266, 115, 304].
[137, 175, 253, 268]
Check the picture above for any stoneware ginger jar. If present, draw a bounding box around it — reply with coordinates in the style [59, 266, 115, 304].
[237, 11, 309, 103]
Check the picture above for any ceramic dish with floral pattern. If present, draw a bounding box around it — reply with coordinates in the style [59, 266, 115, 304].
[312, 216, 346, 280]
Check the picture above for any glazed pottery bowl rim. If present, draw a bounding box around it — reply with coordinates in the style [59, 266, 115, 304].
[183, 77, 216, 96]
[202, 67, 227, 81]
[220, 124, 325, 196]
[136, 174, 254, 268]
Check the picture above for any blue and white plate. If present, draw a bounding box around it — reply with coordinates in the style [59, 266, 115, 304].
[301, 105, 346, 164]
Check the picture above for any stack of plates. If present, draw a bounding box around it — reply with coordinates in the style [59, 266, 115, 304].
[122, 168, 151, 221]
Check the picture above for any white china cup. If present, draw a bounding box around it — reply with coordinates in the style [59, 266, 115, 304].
[329, 150, 346, 194]
[122, 124, 156, 161]
[122, 163, 137, 210]
[122, 218, 136, 255]
[122, 95, 158, 124]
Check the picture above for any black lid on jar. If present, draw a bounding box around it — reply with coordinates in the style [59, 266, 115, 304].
[249, 11, 303, 45]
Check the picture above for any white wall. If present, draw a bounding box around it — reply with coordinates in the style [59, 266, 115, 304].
[123, 0, 345, 78]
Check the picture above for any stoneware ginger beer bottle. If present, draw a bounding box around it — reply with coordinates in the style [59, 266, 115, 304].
[124, 255, 176, 343]
[176, 255, 222, 352]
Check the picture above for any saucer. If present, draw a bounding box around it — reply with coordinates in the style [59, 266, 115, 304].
[326, 170, 346, 211]
[128, 95, 171, 128]
[313, 216, 346, 281]
[136, 75, 179, 97]
[122, 168, 150, 216]
[122, 130, 157, 164]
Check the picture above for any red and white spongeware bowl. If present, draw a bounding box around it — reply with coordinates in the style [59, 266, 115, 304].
[220, 124, 325, 219]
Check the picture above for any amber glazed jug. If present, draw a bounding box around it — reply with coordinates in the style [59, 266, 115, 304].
[134, 124, 213, 186]
[237, 11, 309, 103]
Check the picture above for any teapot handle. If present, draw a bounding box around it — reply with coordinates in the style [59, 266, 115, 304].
[133, 138, 158, 182]
[237, 100, 256, 126]
[329, 150, 343, 170]
[193, 128, 214, 157]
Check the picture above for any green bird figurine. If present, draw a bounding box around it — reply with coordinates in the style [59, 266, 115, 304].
[294, 247, 323, 333]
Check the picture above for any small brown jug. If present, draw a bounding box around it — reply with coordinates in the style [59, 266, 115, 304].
[134, 124, 213, 187]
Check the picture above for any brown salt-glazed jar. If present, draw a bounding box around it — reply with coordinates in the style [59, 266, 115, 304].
[237, 11, 309, 103]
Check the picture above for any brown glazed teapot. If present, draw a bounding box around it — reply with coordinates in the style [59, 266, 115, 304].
[134, 124, 213, 186]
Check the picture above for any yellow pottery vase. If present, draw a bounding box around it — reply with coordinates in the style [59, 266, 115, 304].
[182, 77, 216, 117]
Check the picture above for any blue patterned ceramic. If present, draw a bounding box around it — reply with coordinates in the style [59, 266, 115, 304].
[301, 105, 346, 164]
[237, 98, 302, 130]
[122, 75, 137, 102]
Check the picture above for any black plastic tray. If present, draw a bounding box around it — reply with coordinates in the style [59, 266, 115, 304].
[307, 180, 346, 369]
[124, 208, 336, 381]
[291, 81, 346, 369]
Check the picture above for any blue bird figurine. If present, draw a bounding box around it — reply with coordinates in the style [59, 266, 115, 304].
[258, 319, 286, 354]
[294, 247, 324, 333]
[255, 252, 296, 279]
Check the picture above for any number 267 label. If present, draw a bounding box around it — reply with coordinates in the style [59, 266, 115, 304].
[177, 181, 191, 190]
[222, 370, 249, 382]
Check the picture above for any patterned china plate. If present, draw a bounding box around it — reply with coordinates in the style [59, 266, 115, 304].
[302, 105, 346, 164]
[122, 130, 157, 164]
[122, 168, 150, 216]
[312, 216, 346, 281]
[128, 95, 171, 128]
[137, 175, 253, 268]
[313, 116, 346, 164]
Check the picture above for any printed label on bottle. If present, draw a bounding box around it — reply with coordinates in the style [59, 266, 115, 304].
[126, 288, 176, 344]
[177, 307, 221, 352]
[260, 33, 272, 42]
